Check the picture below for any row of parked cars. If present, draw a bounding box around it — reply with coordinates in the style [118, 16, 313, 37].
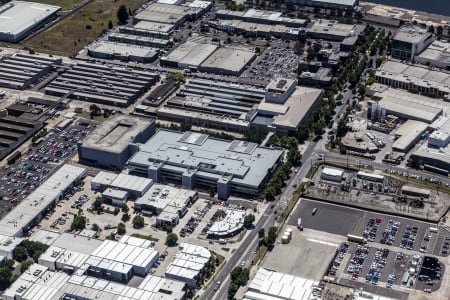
[362, 218, 381, 242]
[329, 242, 349, 276]
[401, 224, 419, 250]
[347, 245, 370, 280]
[381, 220, 400, 245]
[366, 248, 389, 285]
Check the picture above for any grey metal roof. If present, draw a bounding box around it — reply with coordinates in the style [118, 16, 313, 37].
[128, 130, 282, 187]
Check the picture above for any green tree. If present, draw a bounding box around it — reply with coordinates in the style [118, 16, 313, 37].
[230, 267, 250, 286]
[91, 223, 100, 232]
[258, 228, 265, 239]
[265, 186, 276, 201]
[14, 246, 28, 262]
[132, 215, 145, 228]
[117, 5, 129, 24]
[108, 20, 113, 29]
[20, 260, 33, 273]
[268, 226, 277, 245]
[227, 283, 239, 300]
[243, 214, 255, 228]
[166, 233, 178, 247]
[0, 266, 12, 288]
[121, 203, 129, 213]
[92, 197, 103, 212]
[117, 222, 126, 235]
[70, 215, 86, 231]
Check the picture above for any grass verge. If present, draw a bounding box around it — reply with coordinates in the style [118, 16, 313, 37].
[23, 0, 148, 56]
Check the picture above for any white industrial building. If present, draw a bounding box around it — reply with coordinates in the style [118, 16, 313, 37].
[0, 1, 60, 42]
[244, 268, 319, 300]
[3, 265, 185, 300]
[0, 234, 22, 259]
[321, 167, 344, 182]
[392, 120, 428, 153]
[128, 130, 283, 200]
[375, 61, 450, 98]
[207, 209, 246, 237]
[411, 117, 450, 175]
[369, 84, 443, 123]
[2, 263, 70, 300]
[416, 40, 450, 69]
[39, 246, 89, 272]
[91, 171, 153, 198]
[165, 243, 211, 287]
[135, 184, 198, 226]
[88, 239, 159, 279]
[0, 165, 86, 237]
[102, 188, 128, 206]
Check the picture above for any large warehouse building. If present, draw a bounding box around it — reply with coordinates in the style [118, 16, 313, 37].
[86, 41, 159, 63]
[78, 115, 155, 170]
[0, 165, 86, 237]
[160, 40, 218, 69]
[0, 53, 62, 90]
[45, 62, 159, 107]
[411, 117, 450, 175]
[0, 1, 60, 42]
[375, 60, 450, 98]
[198, 46, 256, 76]
[127, 130, 283, 199]
[369, 84, 444, 124]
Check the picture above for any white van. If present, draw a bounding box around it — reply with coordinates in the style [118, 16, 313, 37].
[429, 227, 438, 233]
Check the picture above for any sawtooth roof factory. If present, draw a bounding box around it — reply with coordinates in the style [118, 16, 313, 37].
[215, 8, 306, 27]
[0, 53, 61, 90]
[78, 115, 156, 170]
[45, 62, 159, 107]
[3, 232, 191, 300]
[375, 60, 450, 98]
[155, 77, 322, 135]
[156, 77, 264, 132]
[127, 130, 283, 200]
[0, 1, 60, 42]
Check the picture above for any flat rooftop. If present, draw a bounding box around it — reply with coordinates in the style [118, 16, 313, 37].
[413, 117, 450, 168]
[132, 21, 175, 33]
[376, 60, 450, 95]
[271, 87, 322, 130]
[81, 115, 154, 154]
[394, 25, 433, 44]
[373, 85, 445, 123]
[417, 40, 450, 65]
[128, 130, 283, 187]
[0, 165, 86, 237]
[87, 41, 159, 58]
[246, 267, 318, 300]
[0, 1, 60, 37]
[163, 40, 218, 67]
[262, 226, 338, 281]
[392, 120, 428, 151]
[309, 19, 355, 38]
[200, 47, 255, 73]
